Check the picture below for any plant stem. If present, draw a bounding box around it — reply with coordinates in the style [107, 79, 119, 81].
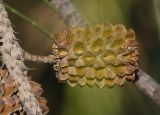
[135, 69, 160, 106]
[23, 51, 58, 63]
[48, 0, 87, 27]
[0, 3, 42, 114]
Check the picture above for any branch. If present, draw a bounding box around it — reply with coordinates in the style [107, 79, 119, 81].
[0, 3, 42, 115]
[50, 0, 87, 26]
[135, 69, 160, 106]
[23, 51, 58, 63]
[50, 0, 160, 107]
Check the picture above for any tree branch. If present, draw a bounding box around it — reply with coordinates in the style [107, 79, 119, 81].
[0, 2, 42, 115]
[50, 0, 160, 107]
[50, 0, 87, 27]
[135, 69, 160, 106]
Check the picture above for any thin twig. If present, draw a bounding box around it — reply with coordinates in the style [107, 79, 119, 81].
[135, 69, 160, 106]
[0, 3, 42, 115]
[3, 3, 54, 39]
[50, 0, 87, 27]
[23, 51, 58, 63]
[50, 0, 160, 107]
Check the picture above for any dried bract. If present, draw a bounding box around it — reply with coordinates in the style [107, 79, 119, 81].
[0, 68, 49, 114]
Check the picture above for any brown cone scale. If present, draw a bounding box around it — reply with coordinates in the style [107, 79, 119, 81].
[53, 22, 139, 88]
[0, 68, 49, 115]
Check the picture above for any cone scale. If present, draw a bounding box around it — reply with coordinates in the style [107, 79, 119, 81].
[0, 69, 49, 114]
[53, 22, 139, 88]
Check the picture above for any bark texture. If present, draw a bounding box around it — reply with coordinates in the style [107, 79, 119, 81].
[0, 3, 42, 115]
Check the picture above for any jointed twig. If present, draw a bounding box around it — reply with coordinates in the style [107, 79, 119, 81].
[23, 51, 58, 63]
[0, 3, 42, 115]
[135, 69, 160, 106]
[50, 0, 87, 27]
[50, 0, 160, 107]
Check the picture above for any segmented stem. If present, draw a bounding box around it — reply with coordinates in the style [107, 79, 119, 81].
[0, 3, 42, 115]
[24, 51, 58, 63]
[50, 0, 86, 26]
[135, 69, 160, 106]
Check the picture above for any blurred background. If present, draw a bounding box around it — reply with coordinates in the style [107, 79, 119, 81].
[4, 0, 160, 115]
